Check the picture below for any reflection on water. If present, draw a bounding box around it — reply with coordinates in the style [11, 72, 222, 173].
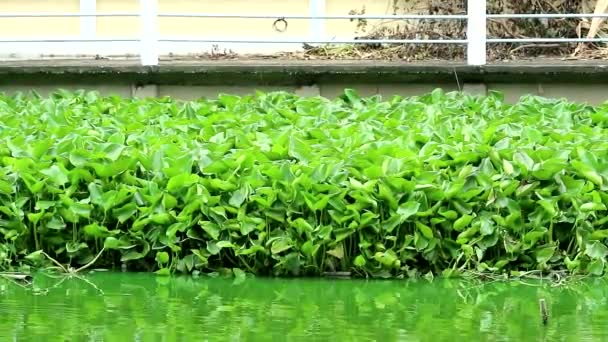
[0, 272, 606, 341]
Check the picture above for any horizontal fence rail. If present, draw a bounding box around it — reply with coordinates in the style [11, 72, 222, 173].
[156, 14, 469, 20]
[157, 38, 468, 44]
[486, 38, 608, 43]
[0, 0, 608, 65]
[0, 13, 139, 17]
[487, 13, 608, 19]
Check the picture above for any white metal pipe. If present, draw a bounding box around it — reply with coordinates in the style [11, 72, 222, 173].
[488, 13, 608, 19]
[0, 13, 138, 17]
[140, 0, 159, 66]
[487, 37, 608, 43]
[2, 37, 605, 44]
[157, 38, 468, 44]
[1, 12, 607, 20]
[0, 39, 138, 43]
[309, 0, 326, 42]
[156, 13, 468, 20]
[467, 0, 487, 65]
[80, 0, 97, 39]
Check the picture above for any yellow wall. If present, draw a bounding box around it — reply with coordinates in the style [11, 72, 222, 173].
[0, 0, 80, 37]
[0, 0, 394, 39]
[158, 0, 310, 39]
[97, 0, 140, 38]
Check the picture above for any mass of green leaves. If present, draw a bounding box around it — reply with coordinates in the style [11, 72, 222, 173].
[1, 89, 608, 278]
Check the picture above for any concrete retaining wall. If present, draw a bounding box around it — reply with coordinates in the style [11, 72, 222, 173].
[0, 59, 607, 104]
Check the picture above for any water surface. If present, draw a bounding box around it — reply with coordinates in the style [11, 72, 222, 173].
[0, 273, 606, 341]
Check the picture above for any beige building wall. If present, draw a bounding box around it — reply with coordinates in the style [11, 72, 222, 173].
[0, 0, 392, 40]
[0, 0, 80, 37]
[158, 0, 310, 40]
[97, 0, 140, 38]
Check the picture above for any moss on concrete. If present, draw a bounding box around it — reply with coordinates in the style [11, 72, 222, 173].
[0, 59, 607, 87]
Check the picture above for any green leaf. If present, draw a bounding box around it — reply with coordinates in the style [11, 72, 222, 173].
[513, 152, 534, 173]
[535, 245, 556, 264]
[327, 244, 344, 259]
[585, 241, 608, 260]
[206, 241, 220, 255]
[35, 200, 55, 211]
[25, 250, 44, 262]
[453, 214, 474, 231]
[167, 174, 199, 192]
[531, 158, 566, 180]
[0, 179, 14, 195]
[69, 150, 89, 167]
[271, 238, 292, 255]
[155, 251, 170, 264]
[83, 223, 111, 238]
[66, 242, 88, 254]
[40, 165, 69, 186]
[591, 230, 608, 240]
[538, 199, 557, 217]
[354, 255, 367, 267]
[342, 88, 361, 106]
[439, 210, 458, 220]
[112, 203, 138, 223]
[88, 182, 103, 205]
[46, 216, 66, 230]
[572, 160, 603, 186]
[104, 237, 122, 249]
[502, 160, 514, 175]
[121, 250, 145, 262]
[155, 268, 171, 276]
[397, 201, 420, 220]
[373, 250, 400, 268]
[479, 216, 495, 236]
[415, 221, 434, 239]
[102, 143, 125, 161]
[229, 186, 249, 208]
[301, 241, 319, 257]
[199, 221, 220, 240]
[581, 203, 607, 212]
[70, 203, 92, 218]
[217, 241, 234, 249]
[103, 237, 133, 250]
[27, 212, 44, 225]
[381, 214, 402, 233]
[588, 259, 605, 275]
[163, 194, 178, 209]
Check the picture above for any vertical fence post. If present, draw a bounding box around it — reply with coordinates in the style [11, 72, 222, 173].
[467, 0, 486, 65]
[140, 0, 159, 66]
[80, 0, 96, 39]
[309, 0, 326, 43]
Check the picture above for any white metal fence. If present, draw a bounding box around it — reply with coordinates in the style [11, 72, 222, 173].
[1, 0, 608, 65]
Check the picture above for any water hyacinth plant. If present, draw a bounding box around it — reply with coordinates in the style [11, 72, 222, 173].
[0, 89, 607, 278]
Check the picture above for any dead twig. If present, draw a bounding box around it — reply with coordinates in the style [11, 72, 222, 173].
[575, 0, 608, 55]
[510, 43, 561, 54]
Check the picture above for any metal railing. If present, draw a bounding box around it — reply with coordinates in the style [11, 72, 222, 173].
[1, 0, 608, 65]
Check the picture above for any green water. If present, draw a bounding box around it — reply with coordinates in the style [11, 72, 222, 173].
[0, 273, 607, 341]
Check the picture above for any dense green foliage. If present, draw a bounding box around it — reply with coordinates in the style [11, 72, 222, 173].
[1, 89, 608, 277]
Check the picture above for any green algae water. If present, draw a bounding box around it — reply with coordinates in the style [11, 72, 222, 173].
[0, 273, 607, 341]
